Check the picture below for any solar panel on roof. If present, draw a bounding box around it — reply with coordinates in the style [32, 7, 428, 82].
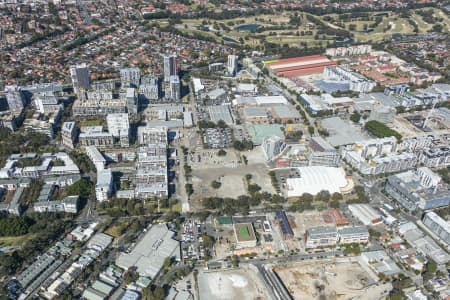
[276, 210, 294, 236]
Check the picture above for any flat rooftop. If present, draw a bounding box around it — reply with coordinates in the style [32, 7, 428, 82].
[321, 117, 367, 146]
[234, 223, 256, 242]
[246, 124, 284, 145]
[116, 223, 179, 279]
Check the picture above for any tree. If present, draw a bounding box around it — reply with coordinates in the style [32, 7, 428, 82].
[425, 261, 437, 273]
[216, 120, 228, 128]
[300, 193, 314, 202]
[217, 149, 227, 156]
[233, 140, 253, 151]
[0, 216, 34, 236]
[350, 112, 361, 123]
[211, 180, 222, 189]
[123, 267, 139, 284]
[329, 200, 340, 208]
[248, 183, 261, 195]
[202, 233, 215, 249]
[395, 106, 406, 113]
[286, 130, 303, 140]
[332, 192, 343, 201]
[65, 177, 92, 199]
[432, 24, 443, 33]
[143, 285, 165, 300]
[315, 190, 330, 202]
[185, 184, 194, 196]
[369, 228, 381, 239]
[365, 120, 402, 141]
[163, 256, 174, 269]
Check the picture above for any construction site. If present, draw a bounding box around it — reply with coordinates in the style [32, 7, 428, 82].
[273, 258, 389, 300]
[197, 265, 271, 300]
[190, 147, 274, 200]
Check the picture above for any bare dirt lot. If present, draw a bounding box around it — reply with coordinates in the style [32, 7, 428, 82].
[274, 259, 387, 300]
[197, 265, 271, 300]
[190, 147, 274, 199]
[290, 210, 326, 237]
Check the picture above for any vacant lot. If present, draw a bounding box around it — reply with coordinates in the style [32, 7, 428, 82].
[191, 147, 274, 200]
[274, 259, 385, 300]
[197, 266, 270, 300]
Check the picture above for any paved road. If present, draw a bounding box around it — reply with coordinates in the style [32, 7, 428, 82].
[240, 250, 343, 266]
[177, 144, 190, 213]
[256, 264, 292, 300]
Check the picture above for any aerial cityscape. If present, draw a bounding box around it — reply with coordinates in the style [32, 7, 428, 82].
[0, 0, 449, 300]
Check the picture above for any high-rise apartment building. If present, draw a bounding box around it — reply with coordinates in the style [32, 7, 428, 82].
[165, 76, 180, 101]
[61, 122, 78, 150]
[163, 53, 177, 82]
[227, 54, 238, 76]
[69, 64, 90, 94]
[4, 86, 24, 112]
[120, 67, 141, 88]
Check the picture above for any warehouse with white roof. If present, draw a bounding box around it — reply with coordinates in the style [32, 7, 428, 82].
[286, 166, 352, 197]
[348, 204, 383, 226]
[116, 223, 180, 279]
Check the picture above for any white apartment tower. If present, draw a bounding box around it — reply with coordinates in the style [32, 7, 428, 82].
[227, 54, 238, 76]
[125, 88, 138, 114]
[61, 121, 78, 149]
[165, 76, 180, 101]
[120, 67, 141, 88]
[163, 53, 177, 82]
[262, 135, 286, 161]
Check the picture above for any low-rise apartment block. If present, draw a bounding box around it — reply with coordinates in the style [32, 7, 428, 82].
[309, 137, 340, 167]
[343, 137, 417, 175]
[61, 122, 78, 150]
[385, 167, 450, 211]
[86, 146, 106, 171]
[34, 195, 80, 214]
[338, 226, 369, 244]
[78, 126, 114, 148]
[137, 126, 168, 145]
[135, 144, 168, 199]
[96, 169, 113, 202]
[106, 113, 130, 147]
[419, 146, 450, 168]
[422, 212, 450, 246]
[305, 226, 338, 249]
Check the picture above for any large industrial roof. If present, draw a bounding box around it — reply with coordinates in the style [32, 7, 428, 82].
[348, 204, 382, 226]
[267, 55, 331, 70]
[286, 166, 349, 197]
[321, 117, 366, 146]
[425, 212, 450, 233]
[207, 105, 234, 125]
[272, 105, 301, 119]
[246, 124, 284, 145]
[116, 223, 179, 279]
[255, 95, 288, 105]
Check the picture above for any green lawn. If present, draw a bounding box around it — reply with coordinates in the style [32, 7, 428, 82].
[78, 118, 104, 127]
[156, 8, 449, 49]
[239, 225, 250, 238]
